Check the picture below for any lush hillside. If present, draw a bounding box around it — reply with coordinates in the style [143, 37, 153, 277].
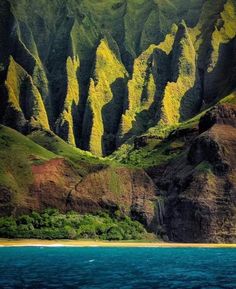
[0, 0, 236, 242]
[0, 125, 55, 212]
[0, 0, 235, 156]
[0, 125, 158, 236]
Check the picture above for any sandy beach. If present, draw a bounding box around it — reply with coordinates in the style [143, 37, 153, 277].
[0, 239, 235, 248]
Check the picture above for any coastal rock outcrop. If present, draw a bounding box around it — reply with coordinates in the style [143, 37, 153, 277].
[150, 104, 236, 242]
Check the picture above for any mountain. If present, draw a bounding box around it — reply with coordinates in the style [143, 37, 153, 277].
[0, 0, 236, 242]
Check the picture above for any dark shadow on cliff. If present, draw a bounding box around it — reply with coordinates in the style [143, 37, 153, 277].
[203, 37, 236, 104]
[102, 77, 127, 155]
[179, 70, 202, 122]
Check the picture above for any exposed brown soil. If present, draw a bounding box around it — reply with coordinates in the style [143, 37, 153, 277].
[27, 160, 158, 230]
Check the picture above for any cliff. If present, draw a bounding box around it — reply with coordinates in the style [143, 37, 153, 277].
[0, 125, 157, 231]
[0, 0, 236, 242]
[1, 0, 236, 156]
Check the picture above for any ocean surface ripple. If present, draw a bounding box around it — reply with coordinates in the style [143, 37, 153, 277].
[0, 247, 235, 289]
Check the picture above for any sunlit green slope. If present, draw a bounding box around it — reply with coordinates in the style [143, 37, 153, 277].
[0, 0, 236, 156]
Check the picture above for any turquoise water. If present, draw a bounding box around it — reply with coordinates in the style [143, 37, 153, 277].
[0, 247, 235, 288]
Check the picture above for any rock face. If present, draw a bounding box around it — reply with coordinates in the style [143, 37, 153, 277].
[199, 103, 236, 133]
[0, 0, 236, 156]
[2, 105, 236, 242]
[0, 125, 158, 230]
[149, 104, 236, 242]
[31, 161, 157, 229]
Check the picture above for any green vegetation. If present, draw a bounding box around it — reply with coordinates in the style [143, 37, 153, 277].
[0, 209, 152, 241]
[55, 56, 80, 146]
[28, 129, 116, 175]
[82, 38, 128, 156]
[196, 161, 213, 173]
[0, 125, 55, 203]
[119, 45, 155, 140]
[5, 57, 49, 130]
[208, 0, 236, 72]
[0, 0, 236, 244]
[112, 135, 185, 168]
[119, 26, 177, 143]
[161, 21, 200, 125]
[0, 125, 115, 207]
[1, 0, 236, 157]
[220, 91, 236, 104]
[113, 119, 191, 168]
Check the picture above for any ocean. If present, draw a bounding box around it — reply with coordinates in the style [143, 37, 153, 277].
[0, 247, 235, 288]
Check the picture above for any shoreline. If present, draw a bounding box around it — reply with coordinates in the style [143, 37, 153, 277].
[0, 239, 236, 248]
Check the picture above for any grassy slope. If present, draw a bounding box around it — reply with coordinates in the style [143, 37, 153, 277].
[28, 130, 114, 175]
[112, 127, 186, 168]
[1, 126, 135, 227]
[112, 90, 236, 168]
[0, 125, 55, 204]
[0, 124, 116, 200]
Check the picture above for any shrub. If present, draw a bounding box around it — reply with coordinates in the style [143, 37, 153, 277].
[107, 226, 124, 241]
[0, 209, 149, 240]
